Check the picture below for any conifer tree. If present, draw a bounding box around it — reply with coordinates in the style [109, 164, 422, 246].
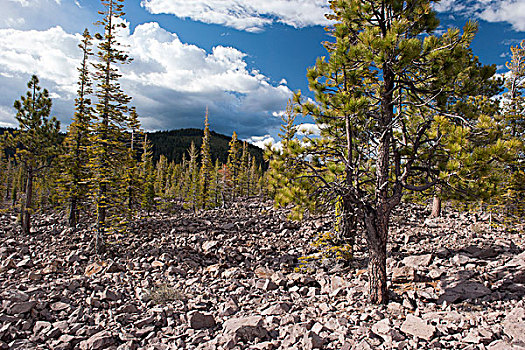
[61, 28, 94, 227]
[154, 155, 168, 195]
[289, 0, 509, 303]
[210, 159, 223, 207]
[124, 107, 143, 214]
[199, 109, 213, 209]
[90, 0, 133, 252]
[7, 75, 60, 234]
[238, 141, 250, 196]
[184, 142, 200, 211]
[227, 131, 241, 198]
[500, 40, 525, 215]
[266, 101, 317, 219]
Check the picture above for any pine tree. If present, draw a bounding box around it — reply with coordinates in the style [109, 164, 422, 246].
[210, 159, 223, 207]
[238, 141, 250, 196]
[7, 75, 60, 234]
[61, 28, 94, 227]
[289, 0, 508, 303]
[124, 107, 143, 214]
[184, 142, 200, 211]
[90, 0, 133, 252]
[500, 40, 525, 216]
[226, 131, 241, 198]
[199, 108, 213, 209]
[266, 101, 317, 220]
[154, 155, 168, 195]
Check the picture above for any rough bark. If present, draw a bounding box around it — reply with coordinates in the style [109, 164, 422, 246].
[21, 166, 33, 235]
[364, 209, 389, 304]
[340, 197, 357, 255]
[96, 182, 106, 254]
[430, 195, 441, 218]
[68, 197, 78, 228]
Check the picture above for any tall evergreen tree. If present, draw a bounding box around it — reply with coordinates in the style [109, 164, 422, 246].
[199, 108, 213, 208]
[7, 75, 60, 234]
[226, 131, 241, 198]
[289, 0, 509, 303]
[266, 101, 317, 220]
[61, 28, 94, 227]
[124, 107, 143, 214]
[90, 0, 133, 252]
[500, 40, 525, 215]
[184, 142, 200, 211]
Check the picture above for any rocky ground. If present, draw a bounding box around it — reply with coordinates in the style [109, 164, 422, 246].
[0, 199, 524, 350]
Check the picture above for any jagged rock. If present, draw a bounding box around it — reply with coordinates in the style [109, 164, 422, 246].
[189, 311, 216, 330]
[503, 308, 525, 344]
[7, 301, 36, 314]
[438, 280, 491, 303]
[50, 302, 71, 311]
[392, 266, 416, 283]
[101, 288, 121, 301]
[80, 331, 115, 350]
[223, 316, 268, 342]
[302, 331, 324, 350]
[400, 314, 436, 341]
[371, 318, 392, 342]
[402, 254, 433, 268]
[0, 199, 523, 350]
[261, 302, 291, 315]
[33, 320, 52, 335]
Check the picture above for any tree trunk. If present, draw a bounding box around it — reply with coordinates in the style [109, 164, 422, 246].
[68, 197, 78, 228]
[364, 209, 389, 304]
[430, 196, 441, 218]
[96, 183, 106, 254]
[340, 197, 357, 256]
[22, 167, 33, 235]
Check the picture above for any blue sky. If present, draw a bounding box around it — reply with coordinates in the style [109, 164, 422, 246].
[0, 0, 523, 147]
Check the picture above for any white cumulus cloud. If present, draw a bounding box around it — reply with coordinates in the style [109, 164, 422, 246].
[140, 0, 332, 32]
[0, 22, 292, 137]
[434, 0, 525, 32]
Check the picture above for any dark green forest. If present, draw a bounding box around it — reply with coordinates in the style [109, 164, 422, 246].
[147, 129, 264, 165]
[0, 127, 264, 166]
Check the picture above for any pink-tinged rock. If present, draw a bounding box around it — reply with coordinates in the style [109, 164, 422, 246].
[79, 331, 115, 350]
[400, 314, 436, 341]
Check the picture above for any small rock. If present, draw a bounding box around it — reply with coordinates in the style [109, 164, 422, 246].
[392, 266, 416, 283]
[189, 311, 216, 330]
[7, 301, 36, 314]
[402, 254, 433, 268]
[261, 302, 291, 315]
[50, 302, 71, 312]
[80, 331, 115, 350]
[503, 308, 525, 344]
[400, 314, 436, 341]
[223, 316, 268, 342]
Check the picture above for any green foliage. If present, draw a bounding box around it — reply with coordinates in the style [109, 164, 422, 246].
[184, 142, 200, 211]
[59, 29, 94, 227]
[146, 128, 264, 166]
[199, 109, 214, 209]
[265, 101, 317, 220]
[90, 0, 133, 250]
[6, 75, 60, 233]
[270, 0, 510, 303]
[227, 131, 241, 197]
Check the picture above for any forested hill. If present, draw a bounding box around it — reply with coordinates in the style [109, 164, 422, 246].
[0, 127, 265, 166]
[147, 128, 264, 165]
